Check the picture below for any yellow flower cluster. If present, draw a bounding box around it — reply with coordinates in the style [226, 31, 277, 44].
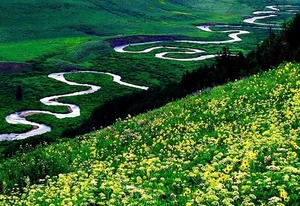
[0, 62, 299, 205]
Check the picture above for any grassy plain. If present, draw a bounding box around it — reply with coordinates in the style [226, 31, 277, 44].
[0, 0, 299, 148]
[1, 0, 298, 61]
[0, 62, 299, 205]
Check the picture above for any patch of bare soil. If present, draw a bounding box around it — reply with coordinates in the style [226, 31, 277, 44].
[0, 62, 32, 72]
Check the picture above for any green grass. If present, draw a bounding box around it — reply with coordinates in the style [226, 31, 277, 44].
[0, 62, 299, 205]
[0, 36, 104, 62]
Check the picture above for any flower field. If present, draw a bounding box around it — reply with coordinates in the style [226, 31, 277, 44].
[0, 62, 300, 205]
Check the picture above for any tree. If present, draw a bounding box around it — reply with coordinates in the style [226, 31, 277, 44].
[16, 85, 23, 101]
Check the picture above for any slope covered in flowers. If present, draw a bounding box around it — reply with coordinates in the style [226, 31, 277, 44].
[0, 62, 300, 205]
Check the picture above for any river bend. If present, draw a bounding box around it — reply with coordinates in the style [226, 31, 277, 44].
[0, 71, 148, 141]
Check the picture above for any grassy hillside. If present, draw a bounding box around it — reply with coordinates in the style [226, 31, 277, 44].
[0, 61, 299, 205]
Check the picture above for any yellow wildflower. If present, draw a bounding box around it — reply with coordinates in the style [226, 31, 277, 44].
[223, 165, 233, 173]
[279, 189, 289, 202]
[240, 159, 249, 170]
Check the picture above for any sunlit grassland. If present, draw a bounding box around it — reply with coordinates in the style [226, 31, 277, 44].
[0, 36, 105, 62]
[0, 62, 299, 205]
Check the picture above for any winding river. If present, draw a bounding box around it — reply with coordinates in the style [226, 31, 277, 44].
[0, 72, 148, 141]
[114, 5, 299, 61]
[0, 4, 299, 141]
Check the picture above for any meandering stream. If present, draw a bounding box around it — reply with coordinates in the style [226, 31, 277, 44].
[0, 72, 148, 141]
[0, 4, 299, 141]
[114, 5, 299, 61]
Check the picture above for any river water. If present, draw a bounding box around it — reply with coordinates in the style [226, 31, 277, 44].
[0, 71, 148, 141]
